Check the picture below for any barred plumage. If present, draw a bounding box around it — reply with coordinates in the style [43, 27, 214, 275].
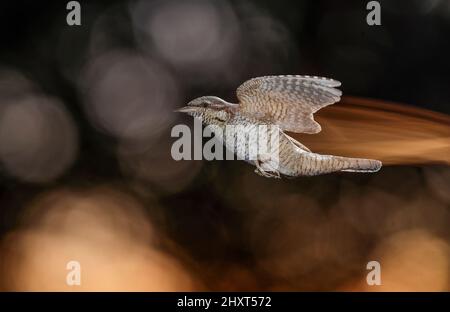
[176, 75, 382, 178]
[236, 75, 342, 133]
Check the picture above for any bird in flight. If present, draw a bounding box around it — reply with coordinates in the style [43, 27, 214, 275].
[176, 75, 382, 178]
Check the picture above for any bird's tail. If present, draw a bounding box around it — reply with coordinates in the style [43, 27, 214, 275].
[335, 156, 382, 173]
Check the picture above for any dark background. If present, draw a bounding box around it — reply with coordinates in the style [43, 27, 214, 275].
[0, 0, 448, 291]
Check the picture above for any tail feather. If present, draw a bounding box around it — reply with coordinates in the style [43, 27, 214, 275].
[338, 157, 382, 173]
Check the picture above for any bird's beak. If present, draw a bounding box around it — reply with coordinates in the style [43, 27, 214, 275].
[174, 106, 199, 113]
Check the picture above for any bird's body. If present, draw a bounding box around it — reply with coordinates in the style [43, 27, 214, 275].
[177, 75, 382, 178]
[204, 113, 380, 177]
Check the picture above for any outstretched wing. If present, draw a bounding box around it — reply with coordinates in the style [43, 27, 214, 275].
[236, 75, 342, 133]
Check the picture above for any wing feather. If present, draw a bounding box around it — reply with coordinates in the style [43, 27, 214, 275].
[236, 75, 342, 133]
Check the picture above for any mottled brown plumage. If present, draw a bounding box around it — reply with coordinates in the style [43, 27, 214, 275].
[176, 75, 382, 178]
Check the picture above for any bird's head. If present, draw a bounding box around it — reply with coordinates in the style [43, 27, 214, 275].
[175, 96, 237, 125]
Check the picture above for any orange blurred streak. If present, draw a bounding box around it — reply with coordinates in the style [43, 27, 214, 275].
[293, 96, 450, 165]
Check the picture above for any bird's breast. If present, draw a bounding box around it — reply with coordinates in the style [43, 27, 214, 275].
[209, 118, 284, 162]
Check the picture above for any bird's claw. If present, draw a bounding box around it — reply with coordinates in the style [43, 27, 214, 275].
[254, 157, 281, 179]
[254, 168, 281, 179]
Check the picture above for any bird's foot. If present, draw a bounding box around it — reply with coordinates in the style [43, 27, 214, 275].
[255, 157, 281, 179]
[254, 168, 281, 179]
